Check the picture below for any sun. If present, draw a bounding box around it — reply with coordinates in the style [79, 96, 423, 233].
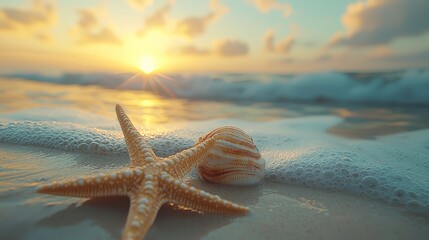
[139, 56, 157, 74]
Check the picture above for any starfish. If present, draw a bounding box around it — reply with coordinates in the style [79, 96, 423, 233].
[37, 104, 248, 240]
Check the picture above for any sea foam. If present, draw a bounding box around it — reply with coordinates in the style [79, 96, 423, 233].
[0, 121, 194, 157]
[1, 116, 428, 214]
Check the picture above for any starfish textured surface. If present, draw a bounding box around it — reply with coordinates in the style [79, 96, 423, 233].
[37, 104, 248, 240]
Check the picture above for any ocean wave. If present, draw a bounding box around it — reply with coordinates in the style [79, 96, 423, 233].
[5, 70, 429, 105]
[171, 70, 429, 105]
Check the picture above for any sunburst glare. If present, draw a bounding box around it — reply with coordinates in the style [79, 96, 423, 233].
[118, 57, 179, 98]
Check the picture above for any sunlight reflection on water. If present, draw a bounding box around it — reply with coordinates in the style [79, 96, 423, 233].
[1, 77, 428, 139]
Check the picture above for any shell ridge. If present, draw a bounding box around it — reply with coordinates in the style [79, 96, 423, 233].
[196, 126, 265, 186]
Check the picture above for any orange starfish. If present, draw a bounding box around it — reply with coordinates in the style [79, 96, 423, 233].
[37, 104, 248, 240]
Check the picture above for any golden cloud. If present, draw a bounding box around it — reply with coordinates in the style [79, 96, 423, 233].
[138, 0, 227, 38]
[137, 1, 171, 35]
[212, 39, 249, 57]
[127, 0, 154, 11]
[250, 0, 292, 17]
[72, 6, 121, 45]
[263, 29, 295, 54]
[175, 0, 228, 37]
[175, 45, 210, 55]
[173, 38, 249, 57]
[0, 0, 56, 41]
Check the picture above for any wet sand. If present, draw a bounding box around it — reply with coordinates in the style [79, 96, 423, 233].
[1, 144, 428, 240]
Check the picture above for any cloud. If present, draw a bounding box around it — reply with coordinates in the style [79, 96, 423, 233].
[175, 0, 228, 37]
[367, 47, 429, 64]
[0, 0, 56, 40]
[174, 39, 249, 57]
[402, 49, 429, 62]
[137, 0, 227, 38]
[137, 2, 171, 35]
[127, 0, 154, 11]
[369, 46, 393, 59]
[213, 39, 249, 57]
[263, 29, 295, 54]
[250, 0, 292, 17]
[72, 7, 121, 45]
[330, 0, 429, 47]
[33, 31, 52, 42]
[175, 17, 207, 37]
[175, 45, 210, 55]
[277, 37, 294, 53]
[385, 49, 429, 68]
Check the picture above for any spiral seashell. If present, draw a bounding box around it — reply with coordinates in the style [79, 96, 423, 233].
[195, 126, 265, 185]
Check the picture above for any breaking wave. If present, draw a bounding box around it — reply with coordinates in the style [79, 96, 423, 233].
[5, 70, 429, 105]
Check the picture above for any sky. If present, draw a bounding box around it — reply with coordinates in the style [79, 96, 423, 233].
[0, 0, 429, 74]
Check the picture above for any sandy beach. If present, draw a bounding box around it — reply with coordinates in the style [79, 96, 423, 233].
[1, 143, 428, 240]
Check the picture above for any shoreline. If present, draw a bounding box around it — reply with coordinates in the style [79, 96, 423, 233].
[1, 144, 428, 240]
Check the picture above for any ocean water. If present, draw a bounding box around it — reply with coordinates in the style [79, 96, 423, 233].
[1, 71, 429, 216]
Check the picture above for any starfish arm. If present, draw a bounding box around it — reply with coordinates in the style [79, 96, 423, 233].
[122, 179, 163, 240]
[161, 137, 217, 178]
[116, 104, 158, 167]
[37, 168, 144, 198]
[159, 173, 248, 215]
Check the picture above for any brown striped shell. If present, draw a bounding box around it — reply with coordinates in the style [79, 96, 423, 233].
[195, 126, 265, 185]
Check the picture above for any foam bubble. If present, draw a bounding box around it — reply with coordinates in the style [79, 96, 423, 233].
[361, 176, 378, 188]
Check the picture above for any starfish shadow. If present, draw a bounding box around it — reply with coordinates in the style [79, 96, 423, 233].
[145, 205, 235, 240]
[37, 182, 261, 240]
[145, 182, 263, 240]
[38, 197, 129, 239]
